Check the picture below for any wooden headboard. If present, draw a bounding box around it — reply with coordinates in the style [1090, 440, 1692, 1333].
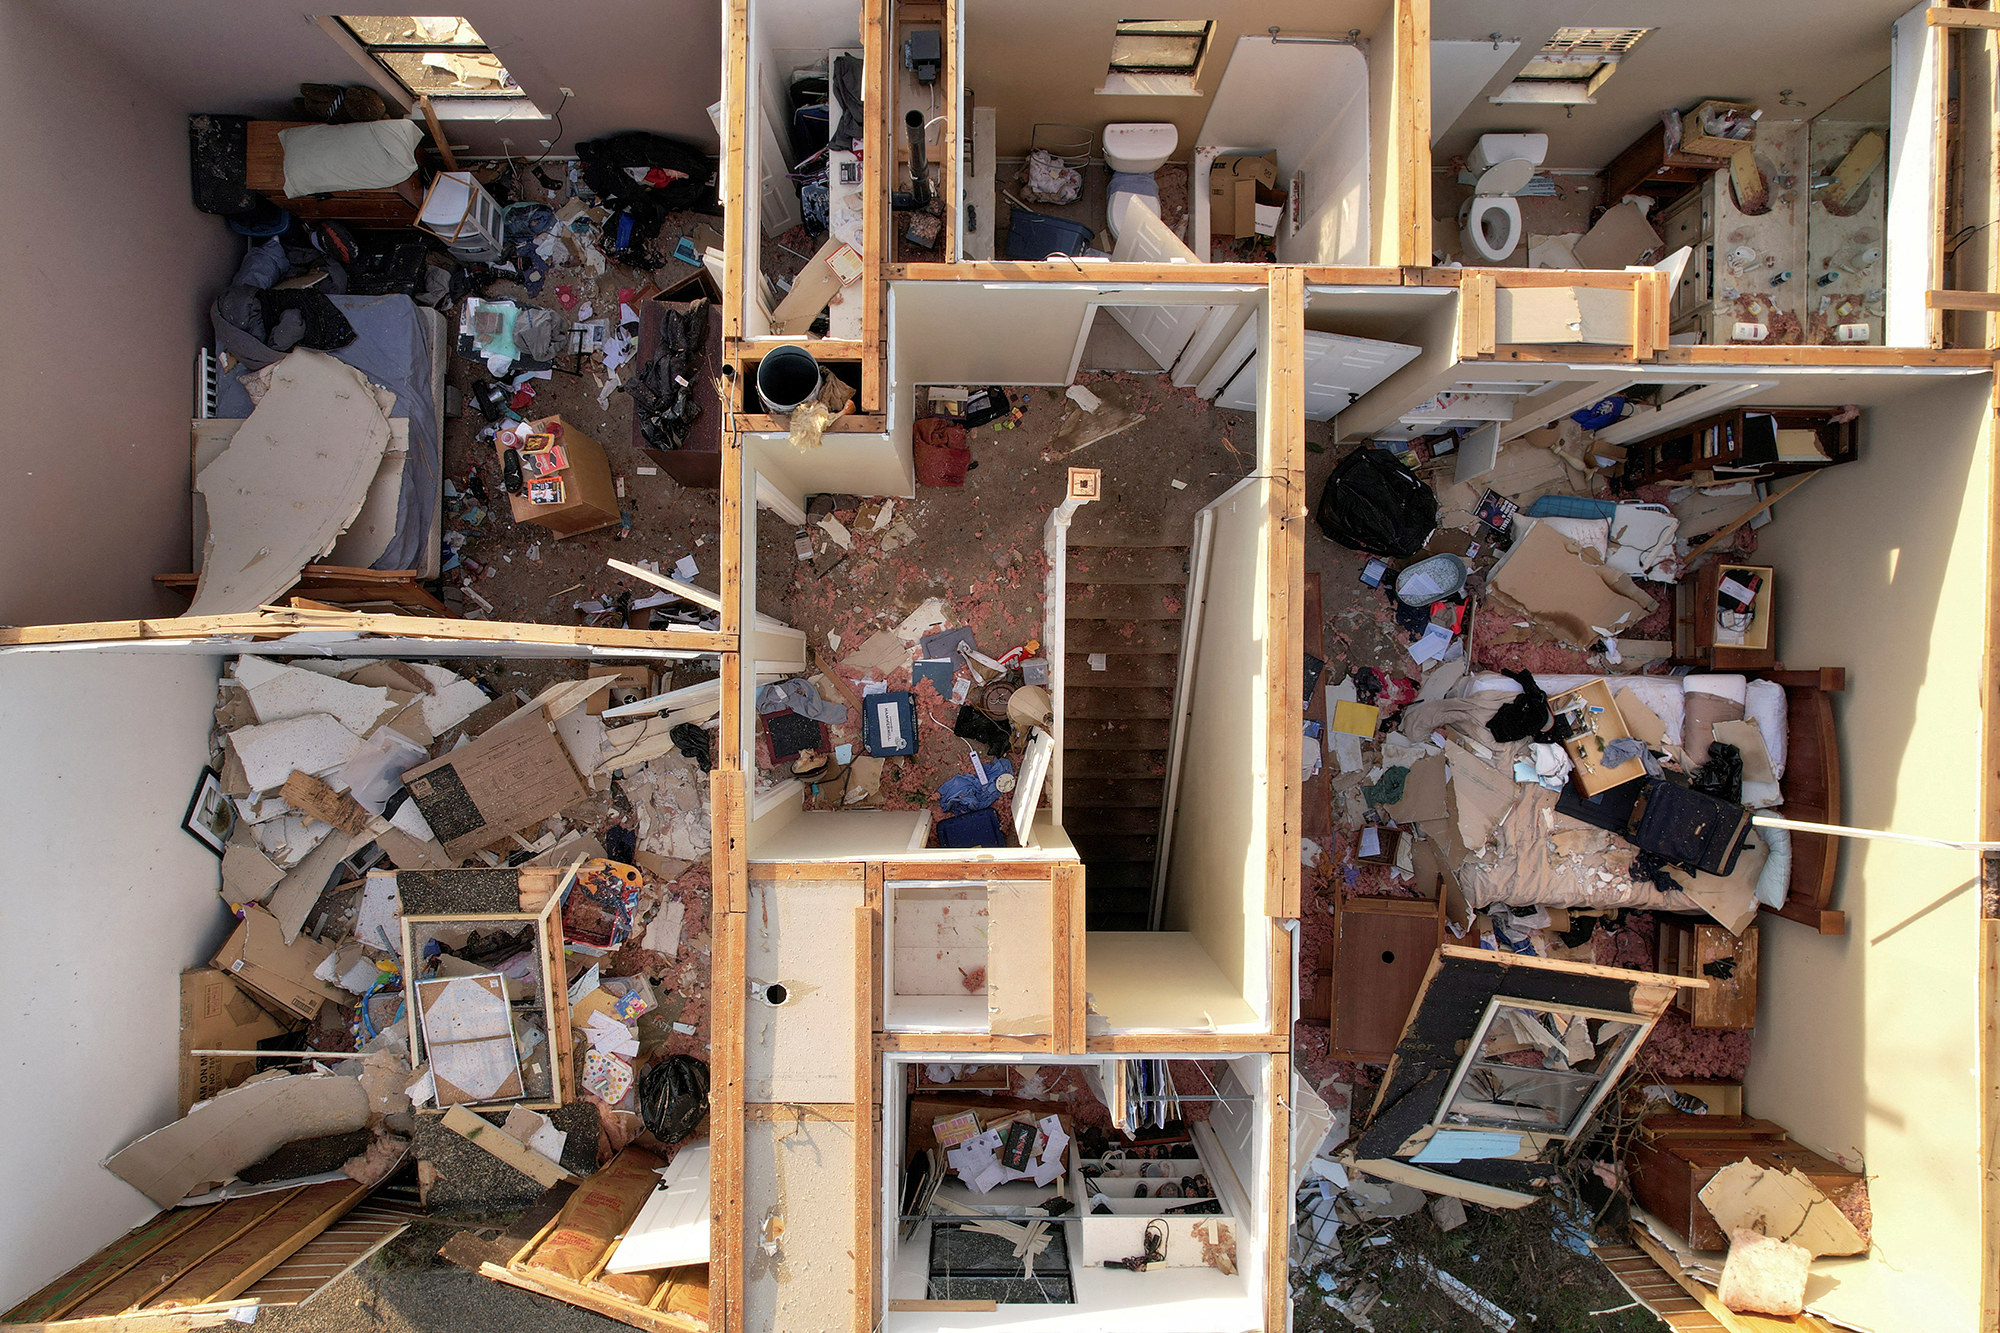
[1756, 667, 1846, 935]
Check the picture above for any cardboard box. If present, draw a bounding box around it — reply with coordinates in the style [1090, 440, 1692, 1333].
[1487, 518, 1656, 648]
[211, 906, 343, 1021]
[1209, 151, 1278, 237]
[179, 968, 293, 1115]
[586, 665, 657, 716]
[1494, 286, 1635, 345]
[401, 708, 590, 859]
[1679, 99, 1758, 159]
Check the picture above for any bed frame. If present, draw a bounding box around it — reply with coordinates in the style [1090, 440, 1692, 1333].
[1755, 667, 1846, 935]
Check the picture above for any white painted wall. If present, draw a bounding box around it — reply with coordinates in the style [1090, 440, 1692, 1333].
[1193, 37, 1373, 267]
[0, 650, 229, 1307]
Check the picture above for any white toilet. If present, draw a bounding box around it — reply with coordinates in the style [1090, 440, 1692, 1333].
[1102, 122, 1179, 241]
[1457, 132, 1548, 262]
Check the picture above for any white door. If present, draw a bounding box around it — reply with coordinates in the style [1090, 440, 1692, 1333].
[758, 114, 802, 238]
[1011, 727, 1054, 846]
[1217, 331, 1422, 420]
[1106, 208, 1209, 372]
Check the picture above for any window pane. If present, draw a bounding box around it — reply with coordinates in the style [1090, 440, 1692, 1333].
[376, 49, 519, 95]
[339, 15, 486, 46]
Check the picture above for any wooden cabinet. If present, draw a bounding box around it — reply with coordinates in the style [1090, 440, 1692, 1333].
[1619, 405, 1857, 489]
[1674, 563, 1776, 671]
[1656, 920, 1758, 1028]
[1630, 1122, 1867, 1252]
[1601, 121, 1729, 210]
[501, 416, 621, 539]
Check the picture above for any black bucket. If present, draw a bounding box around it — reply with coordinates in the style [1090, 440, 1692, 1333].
[755, 344, 821, 415]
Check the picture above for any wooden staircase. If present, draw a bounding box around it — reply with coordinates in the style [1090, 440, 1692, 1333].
[1062, 540, 1190, 930]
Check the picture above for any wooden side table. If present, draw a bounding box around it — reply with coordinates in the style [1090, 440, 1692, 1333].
[1656, 920, 1758, 1029]
[501, 416, 620, 538]
[1673, 562, 1775, 670]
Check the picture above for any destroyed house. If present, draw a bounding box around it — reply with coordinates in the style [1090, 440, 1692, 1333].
[0, 0, 1994, 1330]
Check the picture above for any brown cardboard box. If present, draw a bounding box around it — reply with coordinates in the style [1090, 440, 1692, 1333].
[211, 906, 344, 1021]
[501, 416, 620, 539]
[1209, 151, 1278, 237]
[1487, 518, 1656, 647]
[586, 665, 657, 716]
[179, 968, 293, 1115]
[401, 708, 590, 859]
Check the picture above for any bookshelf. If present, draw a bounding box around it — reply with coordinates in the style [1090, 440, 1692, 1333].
[1618, 407, 1858, 490]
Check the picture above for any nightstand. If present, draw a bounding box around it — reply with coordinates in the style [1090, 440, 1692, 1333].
[1674, 563, 1775, 670]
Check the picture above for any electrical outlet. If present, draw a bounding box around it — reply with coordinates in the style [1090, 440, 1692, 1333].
[539, 139, 553, 150]
[501, 137, 514, 153]
[558, 86, 575, 98]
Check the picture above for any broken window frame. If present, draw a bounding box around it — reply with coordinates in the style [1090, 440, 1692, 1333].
[1108, 19, 1214, 75]
[333, 15, 526, 101]
[1429, 996, 1648, 1140]
[1492, 25, 1652, 104]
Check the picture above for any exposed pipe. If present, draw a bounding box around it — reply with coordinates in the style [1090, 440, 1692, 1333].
[905, 108, 932, 209]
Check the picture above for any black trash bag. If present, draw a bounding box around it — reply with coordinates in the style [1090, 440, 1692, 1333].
[256, 289, 356, 351]
[575, 132, 718, 266]
[623, 299, 709, 453]
[1689, 740, 1744, 804]
[1313, 447, 1438, 558]
[636, 1055, 711, 1145]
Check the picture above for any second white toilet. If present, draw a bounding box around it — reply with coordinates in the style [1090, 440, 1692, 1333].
[1457, 132, 1548, 262]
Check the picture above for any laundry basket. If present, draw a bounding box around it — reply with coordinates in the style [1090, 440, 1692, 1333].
[419, 170, 504, 262]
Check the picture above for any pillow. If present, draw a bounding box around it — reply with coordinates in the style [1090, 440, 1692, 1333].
[279, 120, 424, 197]
[1743, 679, 1789, 780]
[1754, 824, 1792, 908]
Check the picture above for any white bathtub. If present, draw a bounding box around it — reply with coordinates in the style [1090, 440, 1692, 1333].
[1193, 36, 1371, 267]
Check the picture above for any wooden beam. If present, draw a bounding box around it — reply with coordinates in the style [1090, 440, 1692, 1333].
[0, 611, 729, 652]
[418, 95, 457, 168]
[1393, 0, 1432, 266]
[1652, 345, 1994, 366]
[721, 0, 749, 342]
[885, 261, 1284, 283]
[1351, 1156, 1536, 1208]
[1457, 272, 1497, 359]
[1264, 1053, 1293, 1331]
[1931, 6, 2000, 26]
[861, 0, 888, 410]
[1085, 1033, 1292, 1053]
[1982, 367, 2000, 1333]
[853, 902, 878, 1333]
[748, 862, 870, 885]
[709, 906, 747, 1333]
[1058, 862, 1087, 1053]
[1930, 289, 2000, 311]
[882, 860, 1068, 880]
[1266, 269, 1307, 924]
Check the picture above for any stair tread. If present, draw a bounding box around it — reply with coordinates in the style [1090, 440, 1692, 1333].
[1063, 777, 1166, 807]
[1066, 687, 1174, 720]
[1065, 719, 1172, 750]
[1062, 749, 1168, 778]
[1067, 653, 1179, 685]
[1065, 620, 1182, 653]
[1067, 584, 1187, 620]
[1066, 546, 1190, 584]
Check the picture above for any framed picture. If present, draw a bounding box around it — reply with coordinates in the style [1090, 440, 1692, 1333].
[182, 766, 232, 855]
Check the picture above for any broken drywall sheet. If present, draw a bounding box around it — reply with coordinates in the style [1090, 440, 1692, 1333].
[233, 656, 398, 735]
[228, 713, 366, 792]
[189, 349, 396, 615]
[1698, 1160, 1868, 1258]
[104, 1072, 370, 1208]
[326, 419, 412, 568]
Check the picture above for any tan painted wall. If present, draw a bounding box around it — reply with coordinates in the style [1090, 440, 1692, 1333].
[0, 2, 240, 624]
[37, 0, 721, 156]
[743, 1117, 858, 1333]
[966, 0, 1392, 160]
[1745, 371, 1988, 1332]
[1430, 0, 1908, 169]
[745, 877, 864, 1102]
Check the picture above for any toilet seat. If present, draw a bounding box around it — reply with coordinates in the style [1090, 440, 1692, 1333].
[1460, 196, 1524, 262]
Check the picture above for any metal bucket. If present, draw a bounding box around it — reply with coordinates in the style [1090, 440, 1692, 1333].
[755, 344, 821, 415]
